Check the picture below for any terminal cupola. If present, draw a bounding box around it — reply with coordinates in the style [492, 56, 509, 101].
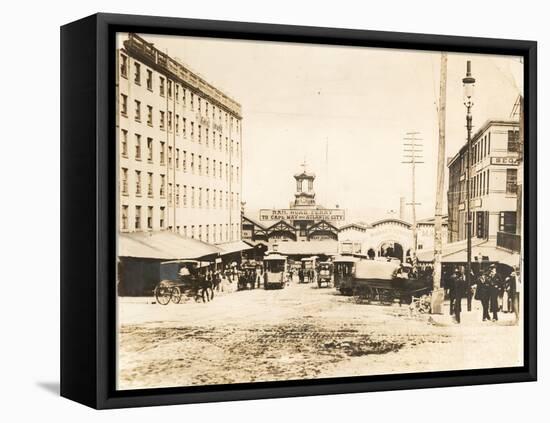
[293, 162, 316, 208]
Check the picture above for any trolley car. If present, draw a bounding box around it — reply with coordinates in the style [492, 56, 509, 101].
[333, 255, 360, 294]
[317, 261, 333, 288]
[263, 253, 288, 289]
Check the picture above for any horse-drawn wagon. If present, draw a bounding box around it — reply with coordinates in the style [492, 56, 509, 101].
[338, 258, 432, 305]
[153, 259, 218, 305]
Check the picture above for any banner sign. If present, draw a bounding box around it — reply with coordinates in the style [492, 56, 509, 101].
[259, 208, 345, 222]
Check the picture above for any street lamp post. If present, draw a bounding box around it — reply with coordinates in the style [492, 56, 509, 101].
[463, 61, 476, 290]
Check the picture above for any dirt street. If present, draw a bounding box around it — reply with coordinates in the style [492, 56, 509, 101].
[117, 281, 523, 390]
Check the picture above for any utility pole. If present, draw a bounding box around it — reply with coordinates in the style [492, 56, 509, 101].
[462, 60, 476, 302]
[432, 52, 448, 314]
[402, 132, 424, 263]
[325, 137, 329, 207]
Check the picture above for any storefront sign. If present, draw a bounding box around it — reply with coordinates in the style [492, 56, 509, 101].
[491, 157, 518, 165]
[259, 208, 345, 222]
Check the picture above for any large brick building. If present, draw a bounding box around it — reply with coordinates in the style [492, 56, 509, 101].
[117, 33, 243, 244]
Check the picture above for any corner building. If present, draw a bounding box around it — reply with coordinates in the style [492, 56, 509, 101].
[447, 120, 520, 244]
[116, 33, 243, 244]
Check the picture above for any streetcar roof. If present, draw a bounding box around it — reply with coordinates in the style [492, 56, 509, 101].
[160, 259, 210, 268]
[333, 256, 360, 263]
[161, 259, 199, 265]
[301, 256, 318, 261]
[264, 253, 287, 261]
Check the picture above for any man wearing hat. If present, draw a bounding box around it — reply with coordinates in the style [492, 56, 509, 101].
[487, 265, 502, 322]
[445, 267, 456, 316]
[506, 266, 522, 322]
[449, 266, 466, 323]
[475, 270, 491, 321]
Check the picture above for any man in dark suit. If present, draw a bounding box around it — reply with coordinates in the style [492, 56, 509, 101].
[298, 268, 304, 284]
[465, 267, 475, 312]
[487, 265, 502, 322]
[450, 266, 466, 323]
[476, 271, 491, 321]
[446, 268, 456, 316]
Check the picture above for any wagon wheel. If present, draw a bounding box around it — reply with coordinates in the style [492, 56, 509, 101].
[381, 289, 394, 304]
[170, 286, 182, 304]
[155, 285, 172, 305]
[363, 287, 372, 303]
[352, 286, 364, 303]
[401, 294, 412, 305]
[193, 290, 203, 303]
[371, 287, 379, 302]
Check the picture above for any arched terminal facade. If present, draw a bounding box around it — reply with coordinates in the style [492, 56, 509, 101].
[241, 165, 447, 262]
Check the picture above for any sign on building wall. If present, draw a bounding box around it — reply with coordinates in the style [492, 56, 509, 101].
[340, 241, 362, 254]
[259, 208, 345, 222]
[491, 157, 518, 165]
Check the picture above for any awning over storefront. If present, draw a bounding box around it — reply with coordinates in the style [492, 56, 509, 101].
[271, 240, 339, 256]
[417, 239, 520, 267]
[215, 240, 254, 255]
[417, 239, 483, 262]
[119, 231, 222, 260]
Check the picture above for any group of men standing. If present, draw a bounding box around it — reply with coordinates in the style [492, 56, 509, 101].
[447, 264, 521, 324]
[237, 266, 264, 290]
[297, 268, 316, 284]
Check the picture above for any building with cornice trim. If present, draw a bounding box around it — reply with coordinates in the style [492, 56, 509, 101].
[116, 33, 243, 244]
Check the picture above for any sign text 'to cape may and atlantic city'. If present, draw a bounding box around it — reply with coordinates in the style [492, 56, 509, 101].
[259, 209, 346, 222]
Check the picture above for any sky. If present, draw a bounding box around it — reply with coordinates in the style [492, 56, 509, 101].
[128, 33, 523, 223]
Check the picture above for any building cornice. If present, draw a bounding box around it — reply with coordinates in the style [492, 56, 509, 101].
[122, 33, 242, 119]
[447, 119, 519, 168]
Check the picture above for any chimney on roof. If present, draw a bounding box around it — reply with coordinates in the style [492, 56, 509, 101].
[399, 197, 406, 220]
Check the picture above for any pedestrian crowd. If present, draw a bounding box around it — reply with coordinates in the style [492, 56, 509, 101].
[445, 264, 521, 324]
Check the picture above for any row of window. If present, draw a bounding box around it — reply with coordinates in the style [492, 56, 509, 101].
[120, 53, 240, 132]
[468, 168, 517, 198]
[459, 128, 520, 172]
[120, 99, 240, 153]
[120, 168, 240, 209]
[469, 210, 517, 240]
[472, 132, 491, 166]
[120, 130, 240, 181]
[453, 168, 517, 202]
[470, 169, 490, 199]
[120, 204, 240, 241]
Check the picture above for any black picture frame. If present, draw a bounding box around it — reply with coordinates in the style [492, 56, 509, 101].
[60, 12, 537, 409]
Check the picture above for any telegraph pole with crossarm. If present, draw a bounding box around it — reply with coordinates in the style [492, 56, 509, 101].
[402, 132, 424, 261]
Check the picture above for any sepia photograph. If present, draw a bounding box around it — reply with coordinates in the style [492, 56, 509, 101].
[115, 31, 525, 391]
